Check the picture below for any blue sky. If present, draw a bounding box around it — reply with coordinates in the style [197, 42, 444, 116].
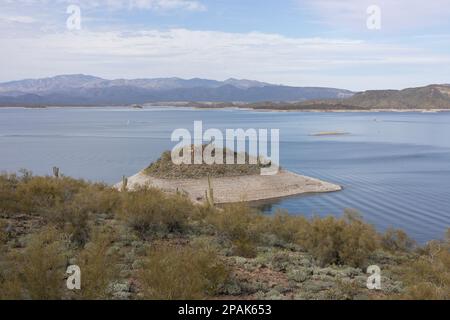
[1, 0, 450, 90]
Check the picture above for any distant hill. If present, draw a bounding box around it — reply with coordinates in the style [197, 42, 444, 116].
[0, 74, 354, 106]
[226, 84, 450, 111]
[345, 85, 450, 109]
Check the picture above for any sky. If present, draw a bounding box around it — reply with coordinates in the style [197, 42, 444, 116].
[1, 0, 450, 90]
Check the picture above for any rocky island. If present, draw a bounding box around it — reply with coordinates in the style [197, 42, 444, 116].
[115, 147, 342, 204]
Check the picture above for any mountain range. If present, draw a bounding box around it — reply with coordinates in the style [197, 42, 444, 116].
[0, 75, 354, 106]
[1, 75, 448, 110]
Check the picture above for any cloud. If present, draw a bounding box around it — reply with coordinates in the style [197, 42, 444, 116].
[297, 0, 450, 31]
[110, 0, 207, 11]
[4, 0, 206, 12]
[1, 28, 449, 90]
[0, 15, 36, 24]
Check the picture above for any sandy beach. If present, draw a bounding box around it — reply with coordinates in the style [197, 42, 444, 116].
[115, 169, 342, 204]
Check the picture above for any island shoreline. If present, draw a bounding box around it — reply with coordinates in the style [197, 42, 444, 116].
[115, 169, 342, 204]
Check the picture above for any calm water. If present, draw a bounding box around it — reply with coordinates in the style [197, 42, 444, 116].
[1, 107, 449, 243]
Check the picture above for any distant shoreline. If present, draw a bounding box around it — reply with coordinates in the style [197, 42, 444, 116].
[1, 105, 450, 113]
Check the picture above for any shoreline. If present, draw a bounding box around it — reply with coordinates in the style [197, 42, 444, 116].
[1, 105, 450, 113]
[115, 169, 342, 204]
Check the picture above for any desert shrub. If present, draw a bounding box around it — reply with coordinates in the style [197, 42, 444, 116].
[0, 219, 7, 244]
[381, 228, 415, 252]
[43, 199, 90, 247]
[0, 272, 22, 300]
[138, 244, 229, 299]
[118, 187, 192, 237]
[0, 246, 22, 300]
[16, 176, 88, 214]
[297, 216, 341, 266]
[338, 215, 379, 268]
[76, 227, 118, 299]
[232, 237, 258, 258]
[298, 212, 379, 267]
[0, 173, 20, 214]
[74, 184, 121, 216]
[268, 210, 308, 244]
[15, 227, 68, 299]
[325, 278, 361, 300]
[190, 202, 215, 223]
[399, 240, 449, 300]
[208, 203, 263, 258]
[42, 184, 120, 247]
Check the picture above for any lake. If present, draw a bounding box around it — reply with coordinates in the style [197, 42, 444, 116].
[1, 107, 449, 243]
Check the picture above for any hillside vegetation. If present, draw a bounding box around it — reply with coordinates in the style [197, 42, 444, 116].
[145, 146, 266, 179]
[0, 171, 448, 300]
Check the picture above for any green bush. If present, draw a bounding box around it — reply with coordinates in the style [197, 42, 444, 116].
[41, 184, 120, 247]
[381, 228, 415, 252]
[338, 215, 379, 268]
[138, 244, 229, 299]
[2, 228, 67, 300]
[208, 203, 263, 258]
[16, 176, 88, 214]
[297, 212, 379, 267]
[76, 227, 118, 299]
[118, 187, 192, 236]
[325, 278, 360, 300]
[75, 184, 121, 216]
[400, 240, 450, 300]
[0, 173, 20, 214]
[269, 210, 308, 244]
[43, 197, 91, 247]
[0, 219, 7, 244]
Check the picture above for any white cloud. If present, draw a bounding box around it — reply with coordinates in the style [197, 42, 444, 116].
[116, 0, 206, 11]
[0, 15, 36, 24]
[1, 28, 449, 90]
[3, 0, 206, 12]
[298, 0, 450, 31]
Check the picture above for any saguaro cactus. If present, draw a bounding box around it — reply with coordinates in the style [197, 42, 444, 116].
[122, 175, 128, 192]
[52, 167, 60, 178]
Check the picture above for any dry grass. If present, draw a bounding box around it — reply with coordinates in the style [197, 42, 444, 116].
[399, 237, 450, 300]
[381, 228, 416, 253]
[117, 187, 193, 237]
[76, 227, 118, 299]
[8, 227, 67, 299]
[208, 203, 264, 258]
[268, 210, 308, 244]
[296, 211, 379, 267]
[138, 244, 229, 299]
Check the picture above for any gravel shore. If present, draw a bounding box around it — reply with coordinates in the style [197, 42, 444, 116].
[115, 169, 342, 204]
